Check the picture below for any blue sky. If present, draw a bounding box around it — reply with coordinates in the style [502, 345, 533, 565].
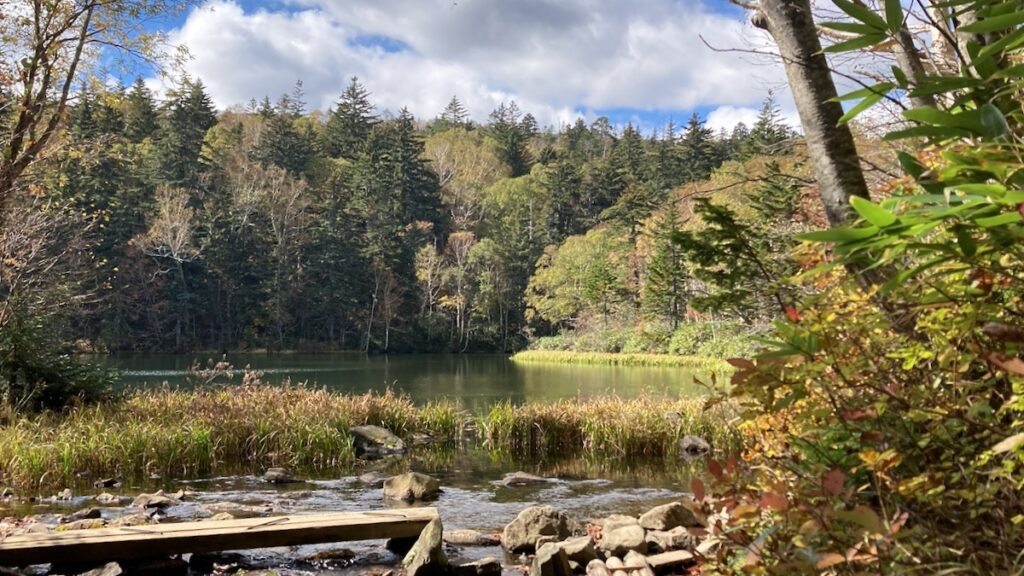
[144, 0, 797, 134]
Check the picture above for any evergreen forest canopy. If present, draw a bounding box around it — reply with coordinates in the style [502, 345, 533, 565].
[9, 75, 799, 354]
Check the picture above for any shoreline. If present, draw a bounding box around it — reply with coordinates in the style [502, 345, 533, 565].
[509, 351, 733, 371]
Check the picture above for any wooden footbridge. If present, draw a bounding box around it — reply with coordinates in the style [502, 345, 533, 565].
[0, 507, 438, 566]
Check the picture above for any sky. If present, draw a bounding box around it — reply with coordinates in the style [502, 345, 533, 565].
[145, 0, 799, 135]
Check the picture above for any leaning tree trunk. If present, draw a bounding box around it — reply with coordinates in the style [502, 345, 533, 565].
[752, 0, 870, 227]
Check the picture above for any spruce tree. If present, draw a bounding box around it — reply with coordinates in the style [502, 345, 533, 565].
[488, 101, 532, 177]
[322, 77, 377, 160]
[643, 204, 688, 329]
[155, 78, 217, 189]
[122, 78, 157, 143]
[679, 113, 717, 183]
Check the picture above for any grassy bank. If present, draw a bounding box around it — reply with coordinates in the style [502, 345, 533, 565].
[510, 350, 732, 370]
[0, 385, 741, 490]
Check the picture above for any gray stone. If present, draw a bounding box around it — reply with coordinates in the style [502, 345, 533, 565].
[444, 528, 501, 546]
[131, 490, 179, 509]
[502, 505, 577, 552]
[63, 507, 102, 523]
[264, 467, 301, 484]
[605, 558, 625, 570]
[644, 527, 697, 552]
[92, 478, 120, 489]
[586, 560, 610, 576]
[403, 517, 448, 576]
[306, 547, 356, 562]
[531, 543, 573, 576]
[77, 562, 123, 576]
[623, 551, 649, 570]
[457, 557, 502, 576]
[95, 493, 121, 505]
[56, 488, 73, 501]
[598, 516, 646, 556]
[678, 436, 711, 458]
[638, 502, 699, 531]
[536, 535, 558, 549]
[358, 471, 392, 487]
[383, 472, 441, 501]
[557, 536, 598, 564]
[350, 425, 406, 458]
[501, 471, 553, 487]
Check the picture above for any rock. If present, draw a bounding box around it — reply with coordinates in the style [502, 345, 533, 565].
[605, 558, 625, 571]
[646, 550, 695, 571]
[556, 536, 598, 564]
[112, 514, 152, 527]
[358, 471, 392, 487]
[678, 436, 711, 458]
[63, 507, 102, 523]
[443, 528, 501, 546]
[263, 467, 300, 484]
[189, 551, 248, 573]
[638, 502, 699, 531]
[586, 560, 611, 576]
[56, 488, 73, 501]
[502, 505, 576, 552]
[536, 535, 558, 549]
[456, 557, 502, 576]
[56, 518, 106, 531]
[307, 547, 356, 562]
[77, 562, 123, 576]
[206, 512, 236, 522]
[350, 425, 407, 458]
[95, 493, 121, 505]
[644, 527, 697, 552]
[531, 542, 573, 576]
[623, 551, 649, 570]
[501, 471, 553, 487]
[403, 517, 448, 576]
[93, 478, 121, 489]
[409, 433, 435, 446]
[597, 516, 646, 556]
[383, 472, 442, 501]
[131, 490, 179, 509]
[569, 560, 582, 573]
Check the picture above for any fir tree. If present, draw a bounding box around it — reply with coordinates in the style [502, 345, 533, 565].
[322, 77, 377, 160]
[643, 204, 688, 329]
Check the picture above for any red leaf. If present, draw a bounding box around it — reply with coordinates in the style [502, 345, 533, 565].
[760, 491, 789, 511]
[785, 306, 801, 322]
[708, 459, 725, 482]
[823, 468, 846, 496]
[841, 407, 877, 421]
[988, 353, 1024, 376]
[1018, 203, 1024, 218]
[726, 457, 737, 474]
[691, 478, 706, 502]
[860, 430, 884, 443]
[726, 358, 755, 370]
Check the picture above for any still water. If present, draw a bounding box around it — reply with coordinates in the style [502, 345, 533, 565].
[107, 353, 712, 410]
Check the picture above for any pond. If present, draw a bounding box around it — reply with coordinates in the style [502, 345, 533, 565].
[106, 353, 714, 411]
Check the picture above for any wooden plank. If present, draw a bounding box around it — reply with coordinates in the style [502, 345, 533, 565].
[0, 507, 438, 566]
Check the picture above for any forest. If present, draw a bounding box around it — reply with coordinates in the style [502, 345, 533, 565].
[14, 76, 798, 354]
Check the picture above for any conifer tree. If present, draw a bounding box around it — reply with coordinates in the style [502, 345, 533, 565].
[643, 204, 688, 329]
[322, 77, 377, 160]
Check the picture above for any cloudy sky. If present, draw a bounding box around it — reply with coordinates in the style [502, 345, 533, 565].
[148, 0, 796, 133]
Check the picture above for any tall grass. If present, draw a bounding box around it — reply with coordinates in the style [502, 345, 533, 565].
[0, 385, 465, 489]
[0, 385, 742, 490]
[510, 350, 733, 371]
[479, 396, 743, 459]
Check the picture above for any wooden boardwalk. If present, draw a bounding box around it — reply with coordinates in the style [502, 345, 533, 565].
[0, 507, 438, 566]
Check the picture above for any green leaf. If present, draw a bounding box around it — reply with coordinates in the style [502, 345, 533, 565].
[834, 82, 895, 102]
[955, 226, 977, 257]
[824, 32, 888, 53]
[976, 212, 1023, 227]
[884, 0, 904, 33]
[820, 21, 878, 34]
[838, 91, 886, 125]
[798, 226, 880, 243]
[891, 65, 909, 87]
[897, 152, 925, 179]
[979, 104, 1010, 138]
[885, 125, 972, 141]
[851, 196, 897, 227]
[952, 183, 1007, 196]
[903, 106, 983, 132]
[832, 0, 889, 30]
[957, 11, 1024, 34]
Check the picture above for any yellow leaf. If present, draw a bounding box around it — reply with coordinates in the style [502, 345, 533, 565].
[816, 552, 846, 569]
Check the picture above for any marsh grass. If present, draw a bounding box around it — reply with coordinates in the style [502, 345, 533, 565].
[479, 396, 743, 459]
[0, 385, 741, 490]
[509, 350, 733, 371]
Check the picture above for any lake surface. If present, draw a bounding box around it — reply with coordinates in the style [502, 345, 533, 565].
[106, 353, 713, 411]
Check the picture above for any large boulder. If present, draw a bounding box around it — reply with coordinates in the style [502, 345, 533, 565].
[530, 542, 573, 576]
[597, 515, 647, 556]
[638, 502, 699, 531]
[586, 559, 610, 576]
[501, 471, 553, 487]
[131, 490, 179, 510]
[645, 526, 698, 552]
[263, 467, 301, 484]
[403, 517, 448, 576]
[383, 472, 442, 502]
[350, 425, 406, 458]
[678, 436, 711, 458]
[502, 505, 576, 552]
[556, 536, 598, 564]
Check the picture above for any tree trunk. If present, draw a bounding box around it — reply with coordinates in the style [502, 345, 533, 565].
[753, 0, 871, 226]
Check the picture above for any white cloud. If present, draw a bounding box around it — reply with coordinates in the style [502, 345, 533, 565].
[156, 0, 797, 128]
